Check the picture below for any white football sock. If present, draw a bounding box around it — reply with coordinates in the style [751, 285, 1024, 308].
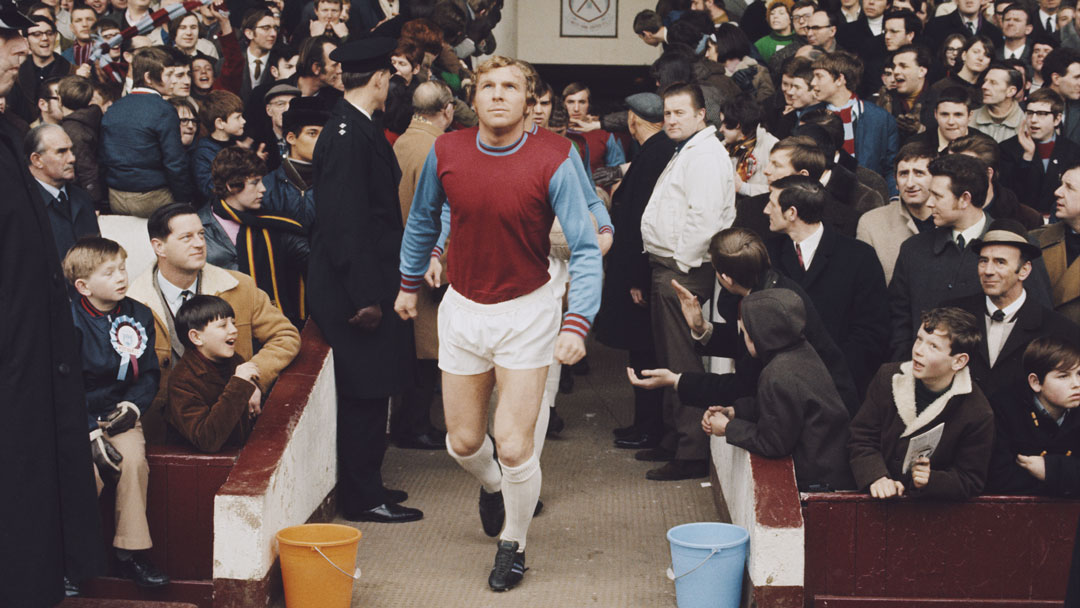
[499, 453, 541, 552]
[446, 433, 502, 494]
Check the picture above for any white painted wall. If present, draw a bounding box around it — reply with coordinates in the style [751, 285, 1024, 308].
[711, 436, 804, 588]
[506, 0, 661, 66]
[213, 352, 339, 581]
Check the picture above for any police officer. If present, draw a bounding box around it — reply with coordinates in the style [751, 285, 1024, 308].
[0, 1, 104, 603]
[307, 37, 422, 523]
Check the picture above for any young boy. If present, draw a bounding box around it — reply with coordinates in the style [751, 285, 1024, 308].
[191, 89, 246, 203]
[167, 295, 262, 453]
[699, 288, 855, 491]
[987, 336, 1080, 496]
[849, 307, 995, 500]
[64, 237, 169, 589]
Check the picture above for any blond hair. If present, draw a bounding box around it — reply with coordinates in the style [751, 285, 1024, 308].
[472, 55, 537, 107]
[62, 236, 127, 284]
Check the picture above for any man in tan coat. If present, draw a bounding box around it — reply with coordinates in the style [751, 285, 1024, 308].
[390, 80, 455, 449]
[128, 203, 301, 442]
[1034, 161, 1080, 326]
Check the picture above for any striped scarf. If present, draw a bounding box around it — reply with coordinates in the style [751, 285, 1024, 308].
[828, 95, 860, 156]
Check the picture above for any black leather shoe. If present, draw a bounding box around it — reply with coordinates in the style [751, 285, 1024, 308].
[392, 429, 446, 450]
[116, 552, 170, 588]
[345, 503, 423, 523]
[614, 433, 661, 450]
[383, 488, 408, 504]
[634, 447, 675, 462]
[488, 540, 527, 592]
[612, 425, 638, 438]
[646, 459, 708, 481]
[64, 577, 80, 597]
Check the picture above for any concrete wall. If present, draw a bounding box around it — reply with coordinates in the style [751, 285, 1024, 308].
[213, 350, 338, 582]
[500, 0, 660, 66]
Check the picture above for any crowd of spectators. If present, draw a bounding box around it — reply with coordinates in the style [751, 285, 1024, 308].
[8, 0, 1080, 601]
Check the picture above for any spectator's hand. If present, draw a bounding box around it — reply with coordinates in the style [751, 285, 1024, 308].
[309, 19, 327, 36]
[234, 361, 260, 383]
[394, 291, 418, 320]
[331, 20, 348, 37]
[252, 143, 268, 161]
[425, 256, 443, 288]
[348, 304, 383, 331]
[629, 287, 647, 307]
[626, 367, 680, 390]
[707, 411, 730, 437]
[869, 476, 904, 499]
[1017, 454, 1047, 481]
[1017, 117, 1037, 161]
[554, 332, 586, 365]
[207, 4, 232, 34]
[75, 63, 91, 78]
[702, 406, 732, 435]
[671, 279, 707, 335]
[248, 386, 262, 417]
[895, 113, 922, 135]
[569, 116, 600, 132]
[598, 232, 613, 256]
[102, 401, 140, 436]
[90, 428, 123, 480]
[910, 456, 931, 488]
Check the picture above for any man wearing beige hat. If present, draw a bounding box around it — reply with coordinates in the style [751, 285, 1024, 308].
[945, 219, 1080, 401]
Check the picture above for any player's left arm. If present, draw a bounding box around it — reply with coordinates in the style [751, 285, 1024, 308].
[603, 132, 627, 167]
[549, 156, 603, 363]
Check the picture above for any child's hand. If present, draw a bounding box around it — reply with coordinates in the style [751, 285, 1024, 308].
[1017, 454, 1047, 481]
[248, 386, 262, 417]
[235, 361, 260, 382]
[626, 367, 680, 390]
[869, 476, 904, 499]
[911, 456, 931, 488]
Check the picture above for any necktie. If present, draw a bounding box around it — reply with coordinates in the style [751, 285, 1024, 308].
[180, 289, 193, 305]
[991, 309, 1005, 322]
[968, 21, 977, 35]
[795, 242, 806, 270]
[1048, 16, 1054, 32]
[56, 190, 70, 218]
[956, 234, 966, 249]
[253, 58, 262, 81]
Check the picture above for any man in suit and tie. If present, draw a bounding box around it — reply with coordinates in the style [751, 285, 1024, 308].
[764, 174, 890, 393]
[25, 123, 98, 264]
[1042, 48, 1080, 143]
[997, 3, 1035, 63]
[1001, 87, 1080, 214]
[1033, 0, 1064, 41]
[922, 0, 1004, 51]
[240, 8, 277, 103]
[1034, 161, 1080, 325]
[945, 219, 1080, 401]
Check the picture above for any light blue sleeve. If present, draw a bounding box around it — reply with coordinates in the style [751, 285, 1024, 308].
[399, 146, 446, 291]
[549, 156, 603, 338]
[566, 149, 613, 234]
[433, 200, 451, 255]
[603, 132, 627, 167]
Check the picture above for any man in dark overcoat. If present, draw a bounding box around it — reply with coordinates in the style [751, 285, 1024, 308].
[0, 3, 104, 605]
[307, 37, 421, 523]
[594, 93, 674, 449]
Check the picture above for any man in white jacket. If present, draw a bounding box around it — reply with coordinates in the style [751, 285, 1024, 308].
[638, 82, 735, 481]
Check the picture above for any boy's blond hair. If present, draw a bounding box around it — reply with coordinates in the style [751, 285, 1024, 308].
[62, 236, 127, 285]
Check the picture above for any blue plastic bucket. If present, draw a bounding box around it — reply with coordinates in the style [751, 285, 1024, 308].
[666, 522, 749, 608]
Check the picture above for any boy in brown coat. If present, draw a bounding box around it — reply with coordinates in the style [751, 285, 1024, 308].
[166, 295, 261, 453]
[849, 307, 995, 500]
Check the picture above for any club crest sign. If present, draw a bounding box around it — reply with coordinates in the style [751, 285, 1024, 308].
[561, 0, 618, 37]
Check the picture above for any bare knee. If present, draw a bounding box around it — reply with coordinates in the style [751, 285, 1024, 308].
[494, 434, 533, 467]
[448, 430, 486, 457]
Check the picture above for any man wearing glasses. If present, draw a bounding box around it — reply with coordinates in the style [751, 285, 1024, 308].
[807, 9, 839, 52]
[240, 8, 277, 103]
[9, 15, 73, 123]
[1002, 87, 1080, 215]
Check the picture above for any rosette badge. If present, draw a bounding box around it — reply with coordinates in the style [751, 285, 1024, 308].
[110, 316, 148, 381]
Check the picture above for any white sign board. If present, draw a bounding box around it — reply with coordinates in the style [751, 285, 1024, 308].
[561, 0, 618, 37]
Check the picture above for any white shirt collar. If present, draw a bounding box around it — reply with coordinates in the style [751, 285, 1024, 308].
[35, 178, 65, 202]
[156, 270, 198, 317]
[985, 288, 1026, 322]
[953, 212, 987, 248]
[794, 222, 825, 269]
[347, 98, 372, 120]
[1006, 42, 1026, 59]
[1039, 8, 1057, 30]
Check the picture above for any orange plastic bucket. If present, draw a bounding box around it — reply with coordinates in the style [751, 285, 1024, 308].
[276, 523, 361, 608]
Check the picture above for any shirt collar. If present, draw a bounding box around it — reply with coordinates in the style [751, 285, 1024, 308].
[794, 222, 825, 267]
[1034, 394, 1068, 426]
[985, 288, 1026, 322]
[35, 178, 65, 202]
[953, 211, 987, 246]
[130, 86, 161, 96]
[346, 98, 372, 120]
[156, 269, 198, 313]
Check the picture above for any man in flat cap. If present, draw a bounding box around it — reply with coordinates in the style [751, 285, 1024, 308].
[396, 55, 602, 592]
[0, 1, 105, 604]
[944, 219, 1080, 402]
[594, 92, 676, 450]
[307, 37, 424, 524]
